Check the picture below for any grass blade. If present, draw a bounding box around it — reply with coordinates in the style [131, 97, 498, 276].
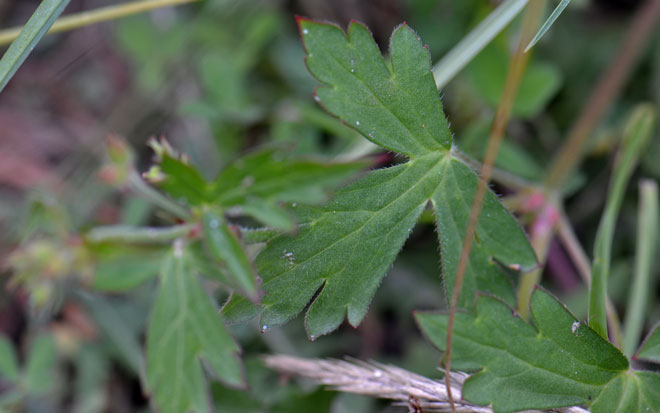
[589, 104, 656, 339]
[432, 0, 529, 89]
[0, 0, 71, 93]
[525, 0, 571, 52]
[623, 180, 659, 357]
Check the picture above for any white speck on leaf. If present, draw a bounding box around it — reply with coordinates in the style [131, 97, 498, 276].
[571, 321, 580, 334]
[303, 29, 309, 34]
[356, 121, 360, 126]
[282, 251, 295, 265]
[314, 95, 321, 102]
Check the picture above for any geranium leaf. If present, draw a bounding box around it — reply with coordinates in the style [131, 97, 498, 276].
[223, 20, 536, 338]
[146, 244, 244, 413]
[416, 288, 660, 413]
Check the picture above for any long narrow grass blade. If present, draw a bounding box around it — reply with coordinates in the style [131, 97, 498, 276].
[525, 0, 571, 52]
[0, 0, 70, 93]
[432, 0, 529, 89]
[622, 180, 659, 356]
[589, 104, 656, 340]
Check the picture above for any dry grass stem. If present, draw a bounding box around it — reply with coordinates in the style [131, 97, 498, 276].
[263, 355, 589, 413]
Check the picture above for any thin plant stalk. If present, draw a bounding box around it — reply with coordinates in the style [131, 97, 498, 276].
[432, 0, 529, 89]
[128, 172, 191, 220]
[85, 223, 196, 244]
[544, 0, 660, 190]
[588, 105, 656, 340]
[443, 1, 546, 411]
[0, 0, 202, 47]
[622, 180, 659, 357]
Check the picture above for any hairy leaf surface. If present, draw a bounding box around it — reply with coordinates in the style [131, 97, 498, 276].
[416, 288, 660, 413]
[223, 20, 536, 338]
[146, 246, 244, 413]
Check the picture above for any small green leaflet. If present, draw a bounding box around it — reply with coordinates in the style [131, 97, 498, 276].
[636, 323, 660, 364]
[146, 243, 244, 413]
[223, 20, 536, 339]
[202, 210, 259, 300]
[415, 288, 660, 413]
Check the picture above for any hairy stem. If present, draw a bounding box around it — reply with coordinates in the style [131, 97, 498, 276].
[443, 1, 546, 411]
[85, 223, 195, 244]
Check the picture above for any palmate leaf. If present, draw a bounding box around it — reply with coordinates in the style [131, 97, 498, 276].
[415, 288, 660, 413]
[223, 19, 536, 338]
[146, 244, 244, 413]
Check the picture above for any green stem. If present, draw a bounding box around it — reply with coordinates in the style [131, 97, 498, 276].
[86, 223, 195, 244]
[623, 180, 659, 357]
[588, 105, 656, 340]
[0, 0, 202, 47]
[128, 172, 191, 220]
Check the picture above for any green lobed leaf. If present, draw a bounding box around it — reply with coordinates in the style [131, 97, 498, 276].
[416, 288, 660, 413]
[636, 323, 660, 364]
[301, 19, 451, 156]
[202, 211, 259, 300]
[0, 336, 19, 383]
[146, 244, 244, 413]
[223, 20, 536, 338]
